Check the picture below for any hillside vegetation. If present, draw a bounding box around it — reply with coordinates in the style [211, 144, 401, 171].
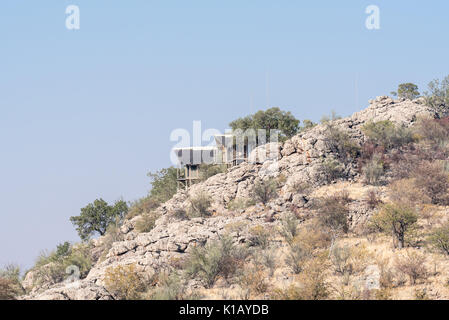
[3, 77, 449, 300]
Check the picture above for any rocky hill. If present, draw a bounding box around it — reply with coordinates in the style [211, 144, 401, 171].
[24, 96, 449, 300]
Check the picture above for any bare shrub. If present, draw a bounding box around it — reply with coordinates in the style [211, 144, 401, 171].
[395, 251, 428, 285]
[279, 213, 300, 243]
[150, 272, 198, 300]
[332, 281, 363, 300]
[330, 244, 371, 283]
[274, 256, 329, 300]
[377, 260, 395, 290]
[358, 223, 379, 243]
[420, 204, 438, 227]
[330, 245, 352, 277]
[172, 208, 188, 220]
[295, 221, 332, 252]
[414, 161, 449, 205]
[415, 117, 449, 151]
[389, 147, 423, 180]
[315, 192, 350, 239]
[239, 265, 269, 296]
[363, 154, 385, 185]
[414, 288, 430, 300]
[365, 190, 382, 209]
[252, 178, 278, 205]
[254, 248, 277, 277]
[358, 142, 386, 170]
[289, 181, 312, 195]
[99, 224, 124, 261]
[285, 240, 309, 274]
[388, 178, 430, 206]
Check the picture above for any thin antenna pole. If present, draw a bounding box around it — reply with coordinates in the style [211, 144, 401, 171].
[355, 72, 359, 109]
[250, 93, 254, 111]
[266, 72, 270, 108]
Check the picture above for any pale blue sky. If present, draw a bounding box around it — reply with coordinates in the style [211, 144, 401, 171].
[1, 1, 448, 269]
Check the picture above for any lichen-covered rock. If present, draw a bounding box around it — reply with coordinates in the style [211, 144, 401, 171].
[23, 280, 113, 300]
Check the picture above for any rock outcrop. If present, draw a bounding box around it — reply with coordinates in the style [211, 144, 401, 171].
[24, 97, 436, 300]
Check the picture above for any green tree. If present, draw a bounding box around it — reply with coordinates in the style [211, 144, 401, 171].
[127, 167, 178, 219]
[391, 83, 420, 100]
[299, 119, 317, 132]
[362, 120, 413, 150]
[428, 222, 449, 255]
[147, 167, 178, 203]
[370, 203, 418, 249]
[70, 199, 128, 241]
[55, 241, 72, 258]
[229, 107, 300, 142]
[425, 75, 449, 116]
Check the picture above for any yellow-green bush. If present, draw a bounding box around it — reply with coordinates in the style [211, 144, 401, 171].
[188, 191, 212, 218]
[285, 240, 309, 274]
[0, 278, 16, 300]
[247, 225, 271, 249]
[319, 158, 344, 183]
[104, 264, 145, 300]
[185, 236, 243, 288]
[199, 164, 227, 181]
[251, 178, 278, 205]
[362, 120, 414, 150]
[30, 242, 92, 288]
[428, 222, 449, 255]
[323, 124, 360, 164]
[274, 256, 329, 300]
[0, 264, 24, 297]
[238, 265, 269, 296]
[150, 273, 198, 300]
[135, 212, 158, 233]
[227, 198, 255, 211]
